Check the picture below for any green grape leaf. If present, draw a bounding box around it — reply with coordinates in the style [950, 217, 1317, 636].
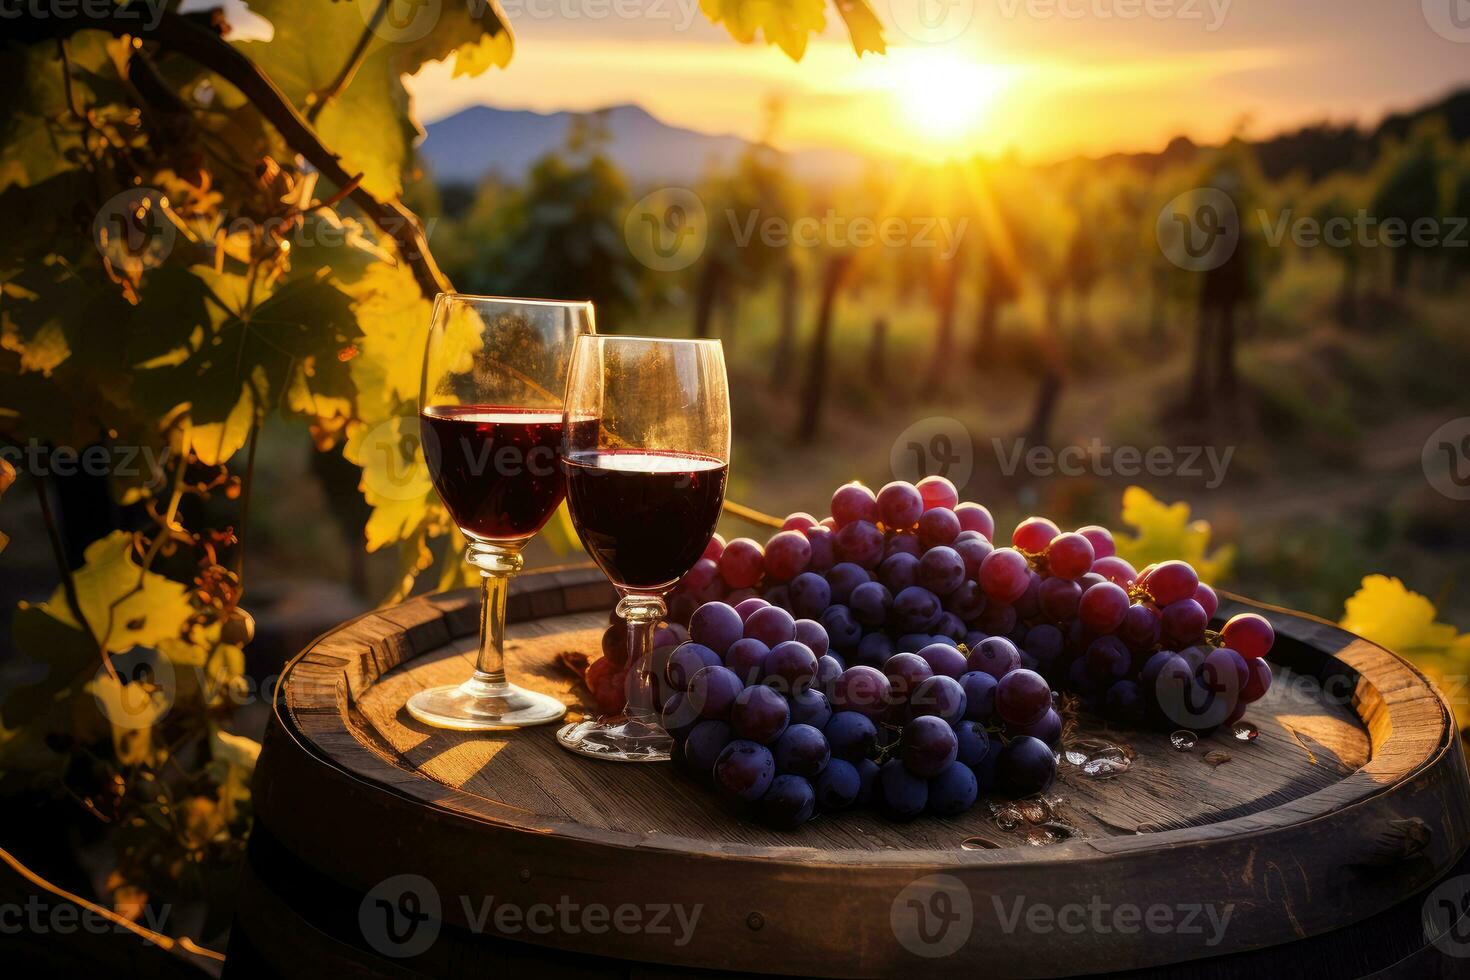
[699, 0, 828, 60]
[237, 0, 514, 199]
[832, 0, 886, 56]
[27, 529, 194, 654]
[1112, 486, 1234, 584]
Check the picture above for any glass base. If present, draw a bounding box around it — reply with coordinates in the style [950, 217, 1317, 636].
[405, 673, 566, 731]
[555, 713, 673, 762]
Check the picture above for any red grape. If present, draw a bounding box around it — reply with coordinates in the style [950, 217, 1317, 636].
[745, 605, 796, 646]
[916, 475, 959, 512]
[996, 668, 1051, 726]
[1220, 612, 1274, 660]
[953, 536, 994, 580]
[1045, 531, 1095, 580]
[781, 512, 818, 532]
[1078, 581, 1130, 633]
[1161, 598, 1207, 645]
[718, 538, 765, 588]
[1091, 555, 1139, 587]
[730, 684, 790, 744]
[1076, 524, 1116, 558]
[1117, 602, 1162, 652]
[702, 533, 726, 562]
[966, 636, 1021, 679]
[831, 666, 891, 719]
[876, 481, 924, 530]
[1201, 647, 1248, 694]
[1194, 582, 1220, 619]
[979, 547, 1031, 604]
[762, 529, 812, 581]
[917, 507, 961, 549]
[1144, 560, 1199, 606]
[954, 502, 995, 540]
[1241, 657, 1272, 702]
[1038, 577, 1082, 621]
[830, 482, 878, 528]
[1012, 516, 1061, 554]
[803, 524, 835, 573]
[883, 532, 922, 559]
[834, 519, 884, 568]
[917, 546, 966, 596]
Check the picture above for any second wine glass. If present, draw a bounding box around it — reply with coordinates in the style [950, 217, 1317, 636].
[557, 336, 730, 761]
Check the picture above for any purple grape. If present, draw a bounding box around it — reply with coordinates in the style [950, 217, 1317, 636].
[943, 580, 986, 621]
[953, 719, 991, 766]
[962, 629, 988, 649]
[917, 507, 961, 549]
[1012, 706, 1062, 745]
[895, 633, 933, 653]
[1139, 650, 1182, 691]
[825, 562, 871, 604]
[815, 654, 844, 695]
[1118, 602, 1162, 652]
[1038, 577, 1082, 621]
[854, 631, 895, 668]
[917, 642, 968, 679]
[789, 688, 832, 729]
[883, 652, 934, 704]
[909, 675, 968, 723]
[1201, 647, 1248, 694]
[927, 761, 979, 816]
[686, 664, 744, 719]
[1014, 571, 1043, 621]
[979, 548, 1030, 604]
[1024, 624, 1065, 666]
[996, 668, 1051, 726]
[723, 637, 769, 685]
[1085, 635, 1131, 685]
[744, 605, 796, 648]
[1242, 658, 1272, 703]
[818, 604, 862, 651]
[976, 601, 1018, 636]
[688, 602, 744, 656]
[876, 481, 924, 529]
[878, 552, 920, 593]
[1078, 582, 1130, 633]
[927, 634, 959, 649]
[931, 612, 966, 641]
[966, 636, 1021, 679]
[763, 584, 791, 611]
[793, 618, 829, 659]
[803, 525, 835, 573]
[734, 596, 771, 622]
[849, 581, 894, 628]
[830, 666, 891, 718]
[788, 572, 832, 619]
[824, 710, 878, 759]
[774, 723, 830, 777]
[953, 536, 994, 580]
[959, 671, 998, 720]
[763, 640, 819, 694]
[1161, 598, 1208, 646]
[813, 758, 860, 810]
[879, 758, 929, 819]
[955, 502, 995, 539]
[1144, 560, 1200, 606]
[831, 482, 879, 527]
[834, 520, 884, 568]
[900, 715, 959, 778]
[1105, 680, 1145, 723]
[662, 692, 699, 739]
[884, 532, 922, 559]
[666, 642, 723, 691]
[997, 735, 1056, 795]
[679, 719, 732, 780]
[714, 739, 776, 802]
[760, 774, 815, 828]
[730, 684, 790, 744]
[893, 586, 943, 632]
[763, 530, 812, 582]
[917, 546, 966, 596]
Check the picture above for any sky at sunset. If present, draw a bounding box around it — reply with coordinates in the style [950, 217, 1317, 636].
[401, 0, 1470, 161]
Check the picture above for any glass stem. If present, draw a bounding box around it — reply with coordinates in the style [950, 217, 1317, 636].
[618, 593, 666, 720]
[467, 542, 525, 685]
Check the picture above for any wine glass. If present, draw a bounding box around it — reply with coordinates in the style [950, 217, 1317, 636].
[556, 336, 730, 761]
[406, 294, 595, 731]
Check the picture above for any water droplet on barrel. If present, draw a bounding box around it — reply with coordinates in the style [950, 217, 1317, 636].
[1081, 747, 1130, 777]
[1063, 750, 1088, 766]
[1231, 722, 1259, 742]
[1170, 730, 1197, 751]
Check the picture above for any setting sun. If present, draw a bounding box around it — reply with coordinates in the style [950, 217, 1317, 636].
[887, 53, 1009, 151]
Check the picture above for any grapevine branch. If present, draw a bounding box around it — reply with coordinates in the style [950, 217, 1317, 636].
[16, 10, 452, 300]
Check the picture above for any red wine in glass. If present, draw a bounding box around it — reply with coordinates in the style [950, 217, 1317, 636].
[422, 406, 595, 541]
[564, 449, 729, 590]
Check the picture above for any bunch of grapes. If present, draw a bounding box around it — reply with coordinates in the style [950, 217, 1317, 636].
[667, 475, 1274, 738]
[656, 594, 1059, 828]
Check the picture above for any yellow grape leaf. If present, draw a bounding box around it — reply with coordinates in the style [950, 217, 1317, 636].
[0, 320, 71, 376]
[345, 262, 436, 426]
[0, 458, 14, 498]
[209, 726, 261, 825]
[87, 674, 172, 765]
[1112, 486, 1234, 583]
[1342, 575, 1470, 726]
[700, 0, 827, 60]
[28, 530, 194, 654]
[343, 414, 439, 553]
[832, 0, 886, 56]
[189, 373, 261, 467]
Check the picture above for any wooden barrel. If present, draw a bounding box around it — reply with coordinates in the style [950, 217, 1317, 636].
[230, 566, 1470, 979]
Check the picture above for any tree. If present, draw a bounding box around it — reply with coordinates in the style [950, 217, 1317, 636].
[1370, 123, 1449, 294]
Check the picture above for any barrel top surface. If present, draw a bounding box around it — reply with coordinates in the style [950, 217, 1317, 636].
[254, 566, 1470, 976]
[273, 567, 1455, 860]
